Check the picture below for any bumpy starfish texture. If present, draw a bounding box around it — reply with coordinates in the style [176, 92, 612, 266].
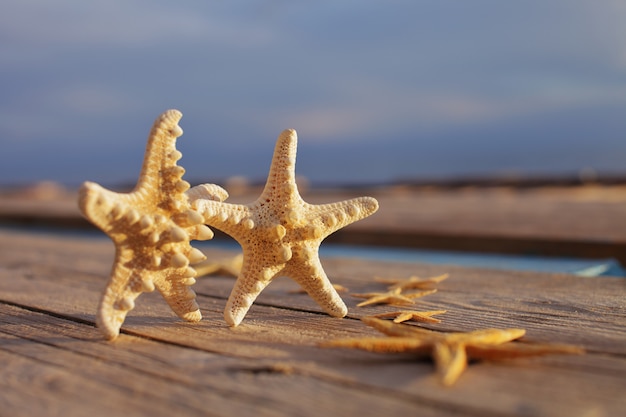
[189, 129, 379, 326]
[372, 310, 447, 324]
[351, 288, 437, 307]
[78, 110, 228, 340]
[322, 317, 584, 386]
[375, 273, 449, 291]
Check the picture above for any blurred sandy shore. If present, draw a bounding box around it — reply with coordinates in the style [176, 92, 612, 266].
[1, 179, 625, 242]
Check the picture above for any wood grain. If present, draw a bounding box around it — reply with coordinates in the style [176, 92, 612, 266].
[2, 185, 625, 262]
[1, 228, 625, 416]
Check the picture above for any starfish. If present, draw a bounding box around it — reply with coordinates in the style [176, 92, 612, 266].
[372, 310, 447, 324]
[194, 253, 243, 278]
[322, 317, 584, 386]
[375, 273, 449, 291]
[189, 129, 379, 326]
[78, 109, 228, 340]
[350, 288, 437, 307]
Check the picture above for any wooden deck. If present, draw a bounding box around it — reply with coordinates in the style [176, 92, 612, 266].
[2, 184, 626, 262]
[1, 185, 625, 416]
[1, 226, 625, 416]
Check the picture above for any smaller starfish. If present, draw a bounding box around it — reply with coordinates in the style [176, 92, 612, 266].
[375, 273, 449, 291]
[372, 310, 447, 324]
[194, 253, 243, 278]
[351, 288, 437, 307]
[78, 110, 228, 340]
[322, 317, 584, 386]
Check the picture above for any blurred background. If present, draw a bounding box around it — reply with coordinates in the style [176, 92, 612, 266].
[1, 0, 625, 188]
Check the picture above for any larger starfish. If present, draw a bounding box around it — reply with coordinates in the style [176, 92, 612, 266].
[322, 317, 584, 386]
[189, 129, 379, 326]
[78, 110, 227, 340]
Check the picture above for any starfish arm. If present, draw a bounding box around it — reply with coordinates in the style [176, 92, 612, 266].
[406, 289, 438, 299]
[374, 277, 404, 285]
[361, 317, 445, 338]
[133, 109, 186, 199]
[224, 262, 284, 326]
[446, 328, 526, 345]
[190, 199, 255, 243]
[78, 182, 133, 234]
[352, 288, 435, 307]
[371, 310, 447, 324]
[356, 295, 416, 307]
[389, 274, 450, 291]
[186, 183, 229, 204]
[96, 255, 147, 340]
[465, 342, 585, 360]
[259, 129, 299, 204]
[395, 312, 430, 324]
[286, 253, 348, 318]
[434, 343, 468, 386]
[321, 337, 433, 354]
[308, 197, 379, 238]
[152, 272, 202, 323]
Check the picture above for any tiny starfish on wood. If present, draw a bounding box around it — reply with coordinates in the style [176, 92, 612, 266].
[288, 283, 349, 294]
[78, 110, 228, 340]
[375, 273, 449, 291]
[322, 317, 584, 386]
[194, 253, 243, 278]
[372, 310, 447, 323]
[189, 129, 379, 326]
[351, 288, 437, 307]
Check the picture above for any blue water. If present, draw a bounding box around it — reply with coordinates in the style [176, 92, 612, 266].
[202, 239, 625, 278]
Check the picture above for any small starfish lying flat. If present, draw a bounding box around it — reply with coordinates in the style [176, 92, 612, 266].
[78, 110, 228, 340]
[322, 317, 584, 386]
[375, 273, 449, 291]
[194, 253, 243, 278]
[288, 283, 349, 294]
[372, 310, 447, 324]
[189, 129, 379, 326]
[351, 288, 437, 307]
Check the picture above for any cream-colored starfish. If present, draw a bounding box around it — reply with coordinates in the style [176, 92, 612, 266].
[351, 288, 437, 307]
[78, 110, 228, 340]
[372, 310, 447, 323]
[189, 129, 379, 326]
[194, 253, 243, 278]
[375, 273, 449, 291]
[322, 317, 584, 386]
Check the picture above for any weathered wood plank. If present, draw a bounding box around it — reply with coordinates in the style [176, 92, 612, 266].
[2, 185, 626, 261]
[1, 229, 624, 353]
[0, 304, 451, 417]
[2, 291, 625, 417]
[1, 228, 625, 416]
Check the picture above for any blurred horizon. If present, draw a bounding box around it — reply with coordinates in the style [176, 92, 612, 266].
[2, 1, 626, 188]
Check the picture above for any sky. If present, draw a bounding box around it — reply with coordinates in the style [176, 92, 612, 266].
[1, 0, 626, 187]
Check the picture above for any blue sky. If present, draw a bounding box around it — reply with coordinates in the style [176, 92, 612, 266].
[1, 0, 625, 186]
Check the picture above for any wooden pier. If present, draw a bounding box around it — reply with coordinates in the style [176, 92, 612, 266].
[0, 184, 625, 416]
